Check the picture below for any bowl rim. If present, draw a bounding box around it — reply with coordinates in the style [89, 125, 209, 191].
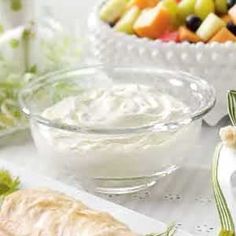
[19, 64, 216, 135]
[90, 0, 236, 49]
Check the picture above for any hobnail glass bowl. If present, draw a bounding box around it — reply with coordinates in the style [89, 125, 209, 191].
[88, 1, 235, 124]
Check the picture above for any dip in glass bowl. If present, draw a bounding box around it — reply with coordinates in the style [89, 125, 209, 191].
[19, 65, 216, 194]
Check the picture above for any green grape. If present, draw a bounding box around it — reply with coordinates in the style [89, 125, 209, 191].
[177, 0, 196, 21]
[160, 0, 178, 16]
[215, 0, 227, 14]
[160, 0, 178, 26]
[195, 0, 215, 20]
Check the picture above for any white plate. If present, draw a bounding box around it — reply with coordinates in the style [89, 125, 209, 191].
[0, 160, 192, 236]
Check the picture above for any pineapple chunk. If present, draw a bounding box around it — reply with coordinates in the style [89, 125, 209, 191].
[196, 13, 225, 41]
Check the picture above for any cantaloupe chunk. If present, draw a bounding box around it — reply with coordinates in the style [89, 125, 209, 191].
[209, 27, 236, 42]
[221, 14, 232, 23]
[179, 26, 201, 43]
[229, 4, 236, 24]
[133, 5, 172, 39]
[127, 0, 159, 9]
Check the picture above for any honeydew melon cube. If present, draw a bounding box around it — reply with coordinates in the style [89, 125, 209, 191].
[100, 0, 127, 23]
[115, 6, 141, 34]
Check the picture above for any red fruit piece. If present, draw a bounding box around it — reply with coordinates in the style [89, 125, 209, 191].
[159, 31, 180, 42]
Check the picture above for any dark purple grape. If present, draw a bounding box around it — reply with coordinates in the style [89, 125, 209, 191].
[227, 22, 236, 35]
[227, 0, 236, 9]
[185, 15, 202, 32]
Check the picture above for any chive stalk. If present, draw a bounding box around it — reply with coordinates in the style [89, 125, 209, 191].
[228, 90, 236, 126]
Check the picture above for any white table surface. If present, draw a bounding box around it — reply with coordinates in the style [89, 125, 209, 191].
[0, 119, 227, 236]
[0, 1, 230, 235]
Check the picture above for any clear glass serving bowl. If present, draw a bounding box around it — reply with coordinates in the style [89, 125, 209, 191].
[19, 65, 216, 194]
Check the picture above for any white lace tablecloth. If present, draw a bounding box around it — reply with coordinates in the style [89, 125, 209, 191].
[0, 120, 227, 236]
[0, 1, 230, 235]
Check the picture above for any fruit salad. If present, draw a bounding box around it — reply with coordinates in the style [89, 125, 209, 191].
[99, 0, 236, 43]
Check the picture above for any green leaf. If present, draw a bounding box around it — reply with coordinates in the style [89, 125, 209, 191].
[28, 64, 37, 74]
[9, 39, 20, 49]
[22, 29, 32, 41]
[0, 169, 20, 201]
[10, 0, 22, 11]
[0, 24, 4, 34]
[228, 90, 236, 126]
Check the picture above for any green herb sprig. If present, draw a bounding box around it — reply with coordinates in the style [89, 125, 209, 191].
[146, 224, 176, 236]
[228, 90, 236, 126]
[10, 0, 22, 11]
[0, 169, 20, 202]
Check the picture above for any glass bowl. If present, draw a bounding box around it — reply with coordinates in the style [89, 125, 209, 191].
[19, 65, 216, 194]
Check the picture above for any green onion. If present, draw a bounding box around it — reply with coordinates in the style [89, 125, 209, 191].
[228, 90, 236, 126]
[212, 143, 235, 236]
[212, 90, 236, 236]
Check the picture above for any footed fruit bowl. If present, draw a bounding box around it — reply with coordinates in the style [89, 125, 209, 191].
[88, 0, 236, 124]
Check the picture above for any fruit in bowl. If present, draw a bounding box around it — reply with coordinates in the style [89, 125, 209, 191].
[89, 0, 236, 126]
[99, 0, 236, 43]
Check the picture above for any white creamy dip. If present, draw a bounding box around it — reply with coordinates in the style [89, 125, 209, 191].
[32, 84, 198, 181]
[36, 84, 193, 156]
[38, 84, 191, 153]
[43, 84, 189, 129]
